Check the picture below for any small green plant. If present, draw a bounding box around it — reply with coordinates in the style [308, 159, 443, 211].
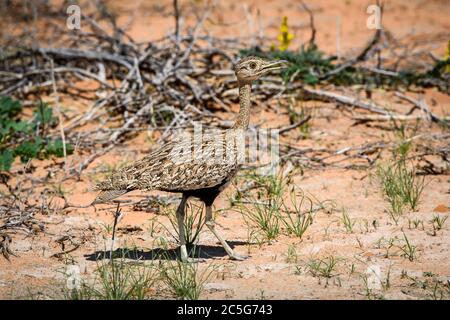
[403, 272, 450, 300]
[159, 260, 214, 300]
[360, 274, 385, 300]
[383, 265, 392, 291]
[348, 263, 356, 275]
[101, 223, 113, 235]
[359, 264, 391, 299]
[341, 208, 356, 233]
[374, 236, 399, 258]
[246, 226, 265, 252]
[285, 244, 298, 264]
[253, 169, 288, 199]
[0, 96, 73, 171]
[430, 282, 446, 300]
[230, 170, 283, 207]
[376, 121, 425, 220]
[307, 255, 339, 279]
[64, 256, 157, 300]
[240, 195, 282, 241]
[399, 233, 418, 262]
[423, 271, 436, 277]
[237, 169, 294, 241]
[166, 201, 205, 247]
[408, 218, 424, 230]
[238, 168, 314, 241]
[430, 214, 448, 231]
[147, 217, 160, 237]
[391, 120, 416, 160]
[377, 159, 425, 219]
[232, 167, 297, 204]
[281, 97, 312, 138]
[279, 188, 314, 238]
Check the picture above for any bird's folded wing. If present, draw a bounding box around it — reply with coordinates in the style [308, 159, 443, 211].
[95, 130, 242, 192]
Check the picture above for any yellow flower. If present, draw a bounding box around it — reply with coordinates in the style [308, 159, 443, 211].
[277, 16, 294, 51]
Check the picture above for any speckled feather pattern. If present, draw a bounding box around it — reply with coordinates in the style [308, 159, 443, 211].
[93, 129, 246, 203]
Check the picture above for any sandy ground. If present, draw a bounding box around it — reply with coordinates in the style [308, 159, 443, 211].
[0, 0, 449, 300]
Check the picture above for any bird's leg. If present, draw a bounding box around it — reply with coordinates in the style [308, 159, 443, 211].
[176, 195, 189, 262]
[205, 204, 247, 261]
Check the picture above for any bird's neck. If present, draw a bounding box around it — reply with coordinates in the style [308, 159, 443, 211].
[233, 81, 251, 130]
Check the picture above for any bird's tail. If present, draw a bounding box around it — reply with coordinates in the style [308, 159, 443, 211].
[90, 189, 130, 205]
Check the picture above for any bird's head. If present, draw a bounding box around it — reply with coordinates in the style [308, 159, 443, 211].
[233, 56, 288, 83]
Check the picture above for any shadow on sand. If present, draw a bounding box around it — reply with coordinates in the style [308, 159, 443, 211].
[84, 241, 248, 262]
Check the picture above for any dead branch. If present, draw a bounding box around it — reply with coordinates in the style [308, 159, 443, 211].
[351, 114, 442, 122]
[300, 1, 316, 47]
[395, 92, 449, 127]
[278, 115, 312, 134]
[300, 87, 389, 115]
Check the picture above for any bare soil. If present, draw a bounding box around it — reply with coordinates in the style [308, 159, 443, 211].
[0, 0, 449, 300]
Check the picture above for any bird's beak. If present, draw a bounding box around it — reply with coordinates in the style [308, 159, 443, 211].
[261, 60, 289, 73]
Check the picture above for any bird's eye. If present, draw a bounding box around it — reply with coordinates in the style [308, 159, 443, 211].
[249, 62, 257, 69]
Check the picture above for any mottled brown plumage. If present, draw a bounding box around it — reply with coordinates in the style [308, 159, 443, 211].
[93, 130, 241, 202]
[93, 56, 287, 261]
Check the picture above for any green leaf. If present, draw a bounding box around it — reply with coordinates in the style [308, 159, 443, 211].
[303, 73, 319, 85]
[0, 97, 73, 166]
[45, 139, 74, 157]
[33, 101, 57, 128]
[11, 121, 32, 133]
[0, 149, 14, 171]
[14, 138, 43, 163]
[0, 96, 22, 120]
[0, 125, 11, 143]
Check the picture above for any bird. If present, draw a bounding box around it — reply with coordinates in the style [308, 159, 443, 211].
[91, 56, 288, 262]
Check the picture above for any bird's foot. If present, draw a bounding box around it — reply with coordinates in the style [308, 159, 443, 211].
[179, 245, 206, 263]
[229, 253, 248, 261]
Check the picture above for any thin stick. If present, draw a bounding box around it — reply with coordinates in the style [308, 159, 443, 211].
[49, 59, 68, 173]
[301, 87, 389, 115]
[278, 115, 312, 134]
[110, 202, 121, 262]
[300, 0, 316, 47]
[173, 0, 180, 44]
[352, 114, 440, 122]
[395, 92, 449, 127]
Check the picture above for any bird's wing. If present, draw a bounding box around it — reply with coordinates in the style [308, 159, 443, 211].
[95, 130, 242, 192]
